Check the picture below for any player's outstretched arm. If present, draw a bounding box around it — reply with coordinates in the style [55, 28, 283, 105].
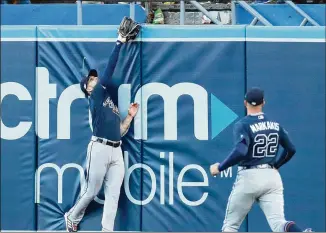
[210, 140, 249, 176]
[274, 127, 296, 169]
[210, 122, 250, 176]
[101, 17, 141, 88]
[100, 35, 126, 88]
[120, 103, 139, 137]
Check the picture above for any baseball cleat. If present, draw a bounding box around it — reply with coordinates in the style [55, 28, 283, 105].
[64, 213, 78, 232]
[303, 228, 313, 232]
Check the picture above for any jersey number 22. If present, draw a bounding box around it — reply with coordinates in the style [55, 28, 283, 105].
[253, 133, 279, 158]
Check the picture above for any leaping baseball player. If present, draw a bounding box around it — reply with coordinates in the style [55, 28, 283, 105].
[64, 17, 141, 232]
[210, 87, 313, 232]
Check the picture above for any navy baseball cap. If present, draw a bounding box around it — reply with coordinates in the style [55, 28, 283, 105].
[88, 69, 98, 77]
[80, 69, 98, 97]
[245, 87, 264, 106]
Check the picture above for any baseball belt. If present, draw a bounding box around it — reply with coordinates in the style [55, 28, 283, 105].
[238, 164, 274, 172]
[91, 136, 121, 148]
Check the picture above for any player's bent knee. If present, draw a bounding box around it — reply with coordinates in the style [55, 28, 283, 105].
[83, 194, 97, 202]
[83, 189, 99, 200]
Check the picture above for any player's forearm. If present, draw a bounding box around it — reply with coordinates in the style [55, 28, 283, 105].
[218, 142, 248, 172]
[101, 41, 123, 87]
[120, 114, 133, 137]
[274, 147, 296, 169]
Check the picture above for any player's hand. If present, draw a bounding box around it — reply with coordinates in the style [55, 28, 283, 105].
[128, 103, 139, 117]
[118, 33, 127, 43]
[210, 163, 220, 177]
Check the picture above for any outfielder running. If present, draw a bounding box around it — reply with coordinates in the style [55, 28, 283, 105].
[210, 87, 313, 232]
[64, 20, 140, 232]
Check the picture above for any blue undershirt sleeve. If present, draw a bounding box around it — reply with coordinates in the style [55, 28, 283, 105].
[218, 140, 249, 172]
[274, 126, 296, 169]
[218, 122, 250, 172]
[100, 41, 123, 88]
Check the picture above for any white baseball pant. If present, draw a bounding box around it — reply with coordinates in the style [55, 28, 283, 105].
[222, 167, 290, 232]
[67, 138, 125, 231]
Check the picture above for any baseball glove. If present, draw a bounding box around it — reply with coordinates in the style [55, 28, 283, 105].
[118, 16, 141, 42]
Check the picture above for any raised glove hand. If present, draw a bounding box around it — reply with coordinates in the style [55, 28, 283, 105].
[118, 16, 141, 42]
